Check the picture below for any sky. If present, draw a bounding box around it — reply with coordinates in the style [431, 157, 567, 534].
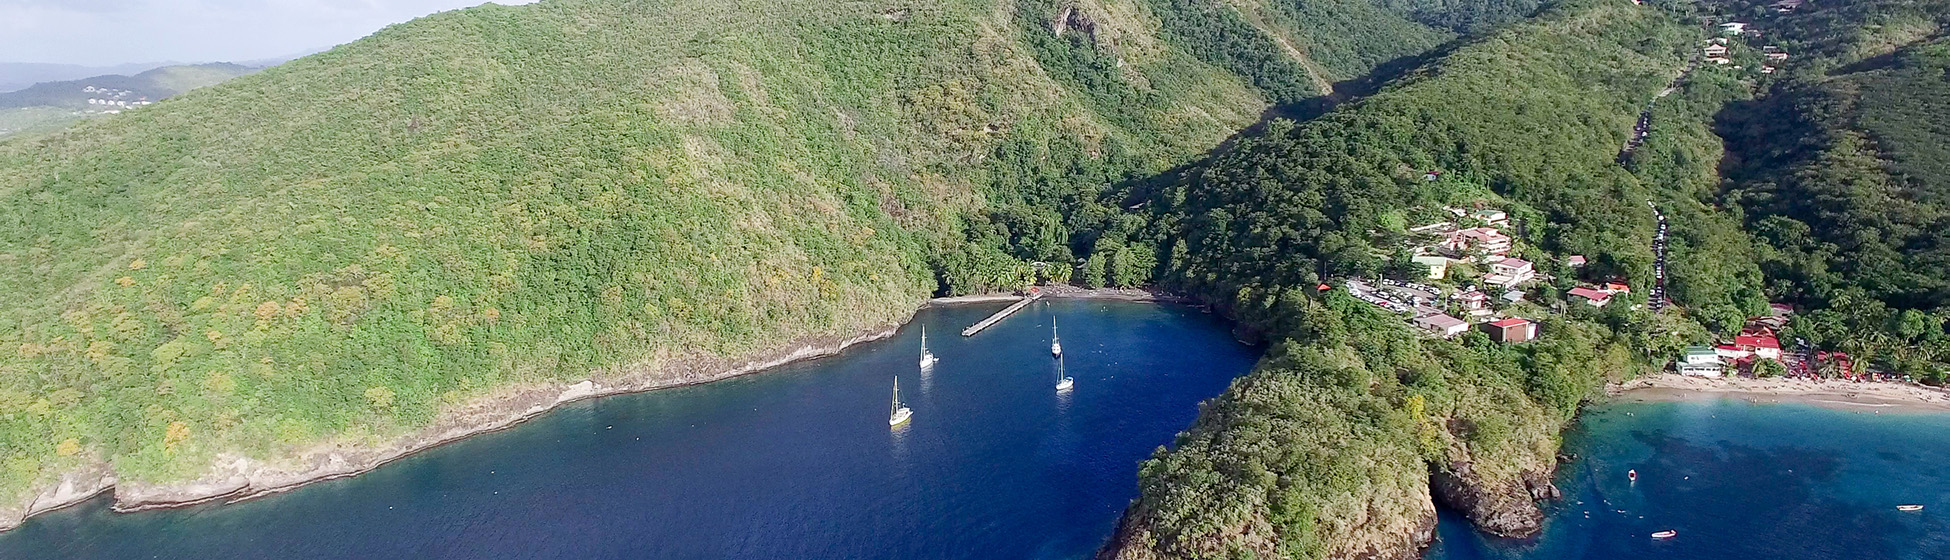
[0, 0, 538, 66]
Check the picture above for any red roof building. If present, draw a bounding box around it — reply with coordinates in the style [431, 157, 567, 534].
[1567, 287, 1612, 306]
[1733, 334, 1782, 359]
[1482, 317, 1537, 343]
[1603, 282, 1631, 294]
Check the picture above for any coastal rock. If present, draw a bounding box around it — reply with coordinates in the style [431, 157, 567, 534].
[0, 463, 115, 532]
[1429, 461, 1546, 538]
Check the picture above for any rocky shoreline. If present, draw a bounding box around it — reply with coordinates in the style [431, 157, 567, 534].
[4, 290, 1208, 533]
[0, 317, 914, 532]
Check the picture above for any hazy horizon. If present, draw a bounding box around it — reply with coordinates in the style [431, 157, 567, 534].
[0, 0, 538, 67]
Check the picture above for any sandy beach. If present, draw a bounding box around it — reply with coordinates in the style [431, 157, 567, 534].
[1612, 374, 1950, 413]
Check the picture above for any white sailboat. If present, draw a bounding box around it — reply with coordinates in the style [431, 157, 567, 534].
[1050, 319, 1062, 357]
[918, 325, 937, 369]
[889, 376, 912, 427]
[1055, 356, 1074, 392]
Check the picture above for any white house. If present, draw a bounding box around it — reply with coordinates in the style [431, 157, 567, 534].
[1679, 346, 1724, 377]
[1484, 257, 1535, 287]
[1413, 313, 1471, 338]
[1443, 227, 1513, 257]
[1470, 208, 1509, 226]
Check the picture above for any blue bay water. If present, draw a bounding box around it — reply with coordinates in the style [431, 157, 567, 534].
[0, 300, 1259, 560]
[1427, 398, 1950, 560]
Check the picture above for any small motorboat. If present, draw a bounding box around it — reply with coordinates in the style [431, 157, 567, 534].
[1650, 530, 1677, 539]
[1899, 505, 1925, 512]
[1628, 469, 1638, 483]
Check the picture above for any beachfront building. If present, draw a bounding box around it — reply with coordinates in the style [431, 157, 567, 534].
[1678, 346, 1724, 377]
[1482, 317, 1537, 343]
[1734, 333, 1782, 360]
[1413, 313, 1471, 338]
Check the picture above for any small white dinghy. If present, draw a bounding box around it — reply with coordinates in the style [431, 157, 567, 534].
[1899, 505, 1925, 512]
[1650, 530, 1677, 539]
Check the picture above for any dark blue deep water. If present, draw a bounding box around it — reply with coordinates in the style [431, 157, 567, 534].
[1427, 398, 1950, 560]
[0, 300, 1259, 560]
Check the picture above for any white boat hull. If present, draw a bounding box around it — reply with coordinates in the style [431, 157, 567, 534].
[1056, 377, 1074, 391]
[889, 407, 912, 427]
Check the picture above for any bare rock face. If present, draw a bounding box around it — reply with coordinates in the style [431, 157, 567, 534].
[1429, 461, 1546, 538]
[1051, 5, 1101, 42]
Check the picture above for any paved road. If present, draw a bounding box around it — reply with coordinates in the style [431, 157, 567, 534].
[1618, 62, 1699, 163]
[1648, 200, 1670, 311]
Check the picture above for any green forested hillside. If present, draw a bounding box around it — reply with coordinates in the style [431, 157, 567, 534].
[1716, 0, 1950, 378]
[0, 0, 1484, 515]
[1097, 1, 1703, 557]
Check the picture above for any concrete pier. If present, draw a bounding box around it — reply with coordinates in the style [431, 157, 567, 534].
[961, 294, 1038, 336]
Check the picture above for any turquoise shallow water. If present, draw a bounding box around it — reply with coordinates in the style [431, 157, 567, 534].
[1427, 397, 1950, 560]
[0, 300, 1259, 560]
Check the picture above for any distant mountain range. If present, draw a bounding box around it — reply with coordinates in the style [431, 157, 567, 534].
[0, 62, 181, 94]
[0, 63, 260, 110]
[0, 62, 269, 137]
[0, 49, 319, 94]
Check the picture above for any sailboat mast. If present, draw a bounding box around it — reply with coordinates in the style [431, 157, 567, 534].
[892, 376, 900, 415]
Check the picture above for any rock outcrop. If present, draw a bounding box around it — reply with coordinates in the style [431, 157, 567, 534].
[1428, 460, 1552, 539]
